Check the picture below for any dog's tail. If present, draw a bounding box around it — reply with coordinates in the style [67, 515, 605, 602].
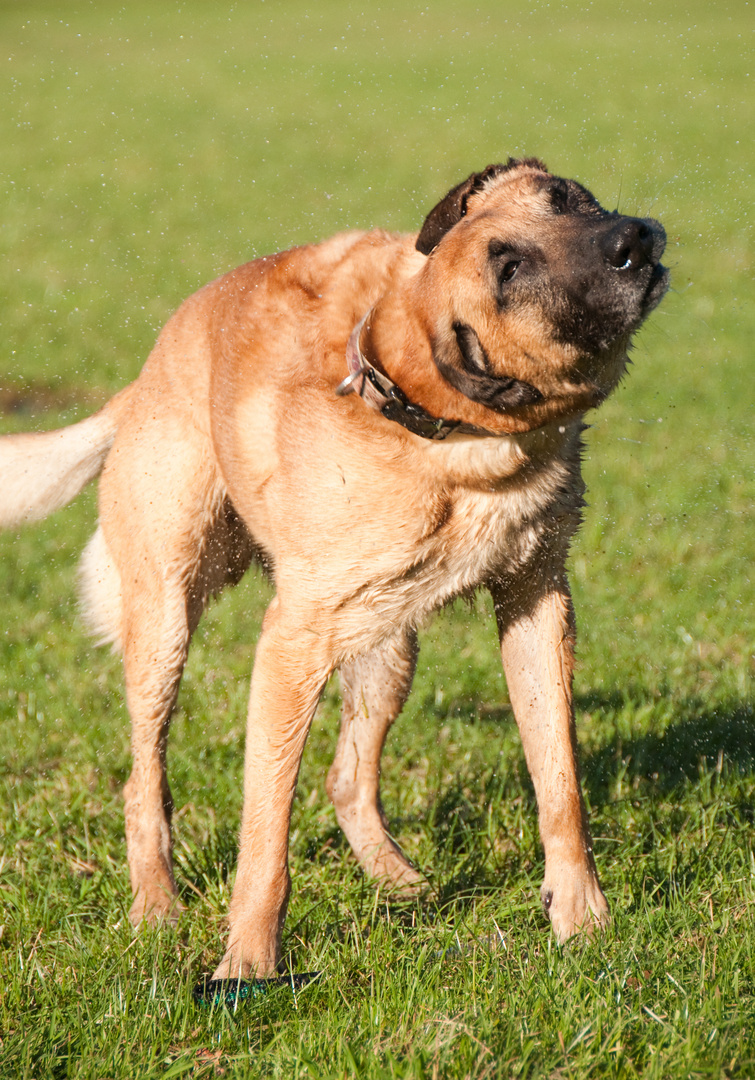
[0, 388, 131, 528]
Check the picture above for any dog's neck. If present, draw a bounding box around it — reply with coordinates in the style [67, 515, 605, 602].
[346, 286, 553, 437]
[336, 314, 503, 441]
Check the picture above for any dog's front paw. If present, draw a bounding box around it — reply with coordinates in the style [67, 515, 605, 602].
[541, 865, 609, 943]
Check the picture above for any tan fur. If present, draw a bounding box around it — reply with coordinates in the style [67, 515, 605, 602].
[1, 162, 669, 980]
[78, 525, 123, 648]
[0, 404, 117, 527]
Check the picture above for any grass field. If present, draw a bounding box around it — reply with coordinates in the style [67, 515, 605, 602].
[1, 1, 753, 1076]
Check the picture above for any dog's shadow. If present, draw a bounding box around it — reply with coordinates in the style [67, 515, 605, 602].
[577, 691, 755, 800]
[415, 691, 755, 908]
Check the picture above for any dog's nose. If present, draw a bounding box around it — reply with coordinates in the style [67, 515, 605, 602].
[602, 218, 657, 272]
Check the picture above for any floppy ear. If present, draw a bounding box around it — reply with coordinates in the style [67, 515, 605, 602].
[416, 165, 506, 255]
[415, 174, 478, 256]
[416, 158, 550, 255]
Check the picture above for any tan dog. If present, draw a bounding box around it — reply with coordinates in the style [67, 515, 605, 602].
[0, 159, 668, 982]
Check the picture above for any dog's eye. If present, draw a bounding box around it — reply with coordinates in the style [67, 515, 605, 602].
[500, 259, 521, 283]
[488, 240, 523, 294]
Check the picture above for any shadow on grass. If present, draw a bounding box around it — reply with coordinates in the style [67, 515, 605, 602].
[175, 824, 239, 895]
[405, 690, 755, 905]
[420, 687, 755, 793]
[577, 691, 755, 800]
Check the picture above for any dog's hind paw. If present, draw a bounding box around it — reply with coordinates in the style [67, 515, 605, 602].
[128, 889, 185, 929]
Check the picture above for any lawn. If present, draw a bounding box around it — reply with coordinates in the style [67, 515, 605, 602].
[0, 1, 753, 1076]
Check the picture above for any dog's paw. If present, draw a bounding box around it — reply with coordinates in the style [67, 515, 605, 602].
[369, 846, 426, 897]
[211, 950, 278, 983]
[541, 867, 609, 943]
[128, 888, 185, 929]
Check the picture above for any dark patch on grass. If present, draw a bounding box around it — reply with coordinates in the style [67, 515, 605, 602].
[0, 382, 106, 417]
[579, 695, 755, 798]
[175, 824, 239, 892]
[301, 824, 347, 864]
[432, 857, 503, 908]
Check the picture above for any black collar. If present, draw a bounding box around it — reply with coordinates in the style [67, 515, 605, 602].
[335, 315, 502, 441]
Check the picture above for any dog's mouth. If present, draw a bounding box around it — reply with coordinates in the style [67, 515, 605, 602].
[642, 260, 670, 315]
[436, 322, 544, 412]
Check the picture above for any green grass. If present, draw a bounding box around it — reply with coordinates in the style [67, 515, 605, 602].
[1, 0, 753, 1076]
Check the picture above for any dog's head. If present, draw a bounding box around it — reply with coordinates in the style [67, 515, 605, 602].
[367, 159, 669, 434]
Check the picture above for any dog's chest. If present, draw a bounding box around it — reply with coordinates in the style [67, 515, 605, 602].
[433, 484, 553, 579]
[341, 452, 581, 642]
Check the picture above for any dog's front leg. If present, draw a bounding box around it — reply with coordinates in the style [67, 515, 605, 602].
[212, 599, 332, 981]
[490, 574, 609, 942]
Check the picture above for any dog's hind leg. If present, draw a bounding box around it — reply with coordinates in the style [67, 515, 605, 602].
[327, 630, 424, 893]
[97, 423, 238, 927]
[119, 567, 193, 926]
[212, 597, 334, 979]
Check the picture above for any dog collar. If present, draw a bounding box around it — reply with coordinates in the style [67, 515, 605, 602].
[335, 314, 501, 441]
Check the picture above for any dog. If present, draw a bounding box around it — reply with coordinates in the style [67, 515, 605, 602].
[0, 159, 668, 983]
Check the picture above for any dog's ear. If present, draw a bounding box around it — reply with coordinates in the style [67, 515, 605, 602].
[416, 166, 505, 256]
[415, 174, 479, 256]
[416, 159, 550, 256]
[434, 323, 543, 412]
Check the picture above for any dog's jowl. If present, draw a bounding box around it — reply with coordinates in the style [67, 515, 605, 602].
[0, 159, 668, 981]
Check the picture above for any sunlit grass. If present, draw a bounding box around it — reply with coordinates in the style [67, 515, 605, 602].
[1, 0, 753, 1076]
